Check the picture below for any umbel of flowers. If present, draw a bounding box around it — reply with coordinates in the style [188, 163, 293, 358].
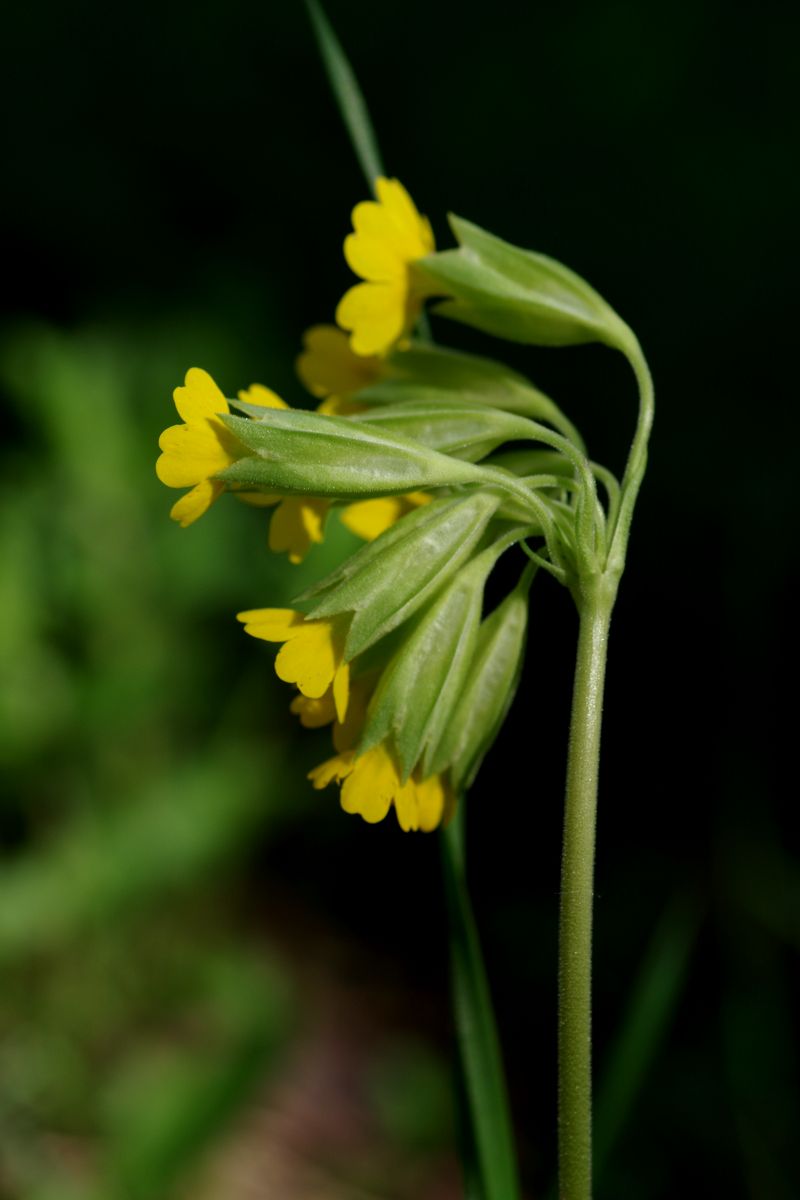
[157, 177, 645, 833]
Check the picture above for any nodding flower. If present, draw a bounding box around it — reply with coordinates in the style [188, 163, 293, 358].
[336, 177, 436, 357]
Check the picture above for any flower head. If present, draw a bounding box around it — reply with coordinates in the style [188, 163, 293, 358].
[309, 743, 453, 832]
[336, 178, 435, 358]
[296, 325, 382, 414]
[156, 368, 244, 526]
[237, 608, 350, 721]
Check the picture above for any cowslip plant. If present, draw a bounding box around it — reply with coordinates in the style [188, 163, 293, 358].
[155, 6, 653, 1197]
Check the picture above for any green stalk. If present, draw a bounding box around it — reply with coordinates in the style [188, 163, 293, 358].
[305, 0, 385, 191]
[441, 804, 521, 1200]
[557, 583, 616, 1200]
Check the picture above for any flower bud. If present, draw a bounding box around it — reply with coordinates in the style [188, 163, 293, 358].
[216, 408, 491, 499]
[358, 547, 503, 779]
[432, 576, 531, 790]
[354, 399, 534, 462]
[417, 216, 630, 350]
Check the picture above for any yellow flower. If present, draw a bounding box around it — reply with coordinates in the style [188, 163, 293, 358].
[309, 743, 453, 832]
[290, 674, 372, 748]
[339, 492, 432, 542]
[296, 325, 382, 414]
[156, 368, 244, 526]
[336, 177, 436, 357]
[237, 608, 350, 721]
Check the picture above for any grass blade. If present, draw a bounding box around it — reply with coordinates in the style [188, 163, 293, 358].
[305, 0, 385, 192]
[593, 890, 700, 1178]
[441, 806, 521, 1200]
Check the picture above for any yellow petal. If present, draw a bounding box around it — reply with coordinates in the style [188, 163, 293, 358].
[340, 492, 431, 542]
[344, 231, 406, 283]
[352, 184, 433, 263]
[275, 620, 339, 698]
[375, 178, 435, 256]
[268, 497, 329, 564]
[393, 778, 421, 832]
[290, 691, 337, 729]
[296, 324, 382, 398]
[316, 394, 364, 415]
[173, 368, 230, 424]
[340, 744, 398, 824]
[156, 418, 239, 487]
[340, 497, 405, 541]
[236, 608, 306, 641]
[332, 674, 372, 753]
[415, 774, 449, 832]
[336, 280, 408, 357]
[308, 751, 355, 790]
[350, 199, 414, 259]
[237, 383, 288, 410]
[405, 491, 433, 509]
[169, 478, 225, 527]
[332, 661, 350, 724]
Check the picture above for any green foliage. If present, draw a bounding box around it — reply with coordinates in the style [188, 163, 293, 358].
[441, 813, 521, 1200]
[0, 321, 300, 1199]
[366, 1039, 453, 1152]
[304, 0, 385, 190]
[594, 892, 700, 1179]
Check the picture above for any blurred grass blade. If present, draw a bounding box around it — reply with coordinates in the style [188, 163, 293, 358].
[453, 1056, 487, 1200]
[594, 891, 701, 1178]
[306, 0, 385, 191]
[0, 749, 281, 964]
[441, 808, 521, 1200]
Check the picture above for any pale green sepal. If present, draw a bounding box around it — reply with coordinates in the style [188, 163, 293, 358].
[294, 495, 458, 604]
[370, 341, 547, 415]
[359, 551, 498, 780]
[483, 448, 576, 478]
[229, 398, 280, 420]
[354, 400, 533, 462]
[217, 410, 484, 499]
[417, 216, 629, 350]
[308, 491, 502, 659]
[360, 341, 585, 449]
[429, 576, 530, 790]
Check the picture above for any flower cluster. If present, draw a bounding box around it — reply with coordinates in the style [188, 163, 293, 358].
[157, 176, 630, 830]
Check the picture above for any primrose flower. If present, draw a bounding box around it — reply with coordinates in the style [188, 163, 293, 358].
[156, 368, 244, 526]
[296, 325, 382, 414]
[336, 177, 436, 357]
[309, 743, 453, 833]
[237, 608, 350, 721]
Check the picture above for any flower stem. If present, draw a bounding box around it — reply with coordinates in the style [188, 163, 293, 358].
[558, 584, 616, 1200]
[441, 804, 522, 1200]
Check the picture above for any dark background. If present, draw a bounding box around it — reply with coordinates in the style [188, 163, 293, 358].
[1, 2, 798, 1197]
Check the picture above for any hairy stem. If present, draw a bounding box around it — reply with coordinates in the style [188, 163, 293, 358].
[558, 586, 615, 1199]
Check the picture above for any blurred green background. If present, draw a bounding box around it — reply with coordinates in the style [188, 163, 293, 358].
[1, 2, 797, 1197]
